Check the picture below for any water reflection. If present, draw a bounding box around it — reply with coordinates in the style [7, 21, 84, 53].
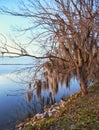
[26, 76, 80, 112]
[0, 65, 80, 130]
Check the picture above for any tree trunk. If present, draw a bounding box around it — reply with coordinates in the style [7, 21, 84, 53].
[77, 67, 88, 96]
[80, 78, 88, 96]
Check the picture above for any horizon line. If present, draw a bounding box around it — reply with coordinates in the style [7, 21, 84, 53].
[0, 64, 33, 65]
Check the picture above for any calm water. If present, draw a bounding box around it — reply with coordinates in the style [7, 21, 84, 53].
[0, 57, 80, 130]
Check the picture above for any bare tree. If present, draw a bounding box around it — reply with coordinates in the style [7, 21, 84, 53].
[0, 0, 99, 95]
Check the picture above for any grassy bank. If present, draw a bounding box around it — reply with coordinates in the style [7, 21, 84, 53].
[23, 82, 99, 130]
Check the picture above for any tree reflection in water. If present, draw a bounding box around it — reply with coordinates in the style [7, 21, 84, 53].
[7, 76, 79, 128]
[25, 73, 72, 114]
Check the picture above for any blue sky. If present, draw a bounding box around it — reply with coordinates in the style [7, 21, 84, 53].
[0, 0, 40, 56]
[0, 0, 20, 34]
[0, 0, 30, 37]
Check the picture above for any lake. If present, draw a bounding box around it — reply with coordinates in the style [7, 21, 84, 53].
[0, 57, 80, 130]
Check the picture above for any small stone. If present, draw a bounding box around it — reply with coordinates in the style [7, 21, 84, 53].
[42, 111, 49, 118]
[32, 121, 36, 126]
[18, 127, 22, 130]
[24, 122, 30, 126]
[51, 108, 58, 112]
[48, 111, 53, 117]
[60, 99, 66, 107]
[16, 122, 24, 129]
[35, 113, 42, 119]
[55, 106, 60, 110]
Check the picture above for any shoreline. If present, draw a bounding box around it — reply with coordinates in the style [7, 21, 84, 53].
[16, 82, 99, 130]
[16, 90, 82, 129]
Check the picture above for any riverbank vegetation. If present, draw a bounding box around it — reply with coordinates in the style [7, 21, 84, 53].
[17, 82, 99, 130]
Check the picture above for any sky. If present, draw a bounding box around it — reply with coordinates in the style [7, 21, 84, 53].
[0, 0, 21, 34]
[0, 0, 40, 57]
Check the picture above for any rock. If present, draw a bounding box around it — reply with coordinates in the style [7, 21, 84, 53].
[52, 111, 59, 117]
[29, 121, 36, 126]
[16, 102, 61, 129]
[42, 111, 49, 118]
[18, 127, 22, 130]
[51, 108, 58, 112]
[48, 111, 53, 117]
[35, 113, 43, 119]
[32, 122, 36, 126]
[55, 106, 60, 110]
[44, 105, 51, 111]
[16, 122, 24, 129]
[24, 122, 30, 126]
[49, 107, 53, 111]
[59, 99, 66, 107]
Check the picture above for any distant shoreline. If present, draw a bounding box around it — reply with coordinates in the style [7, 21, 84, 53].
[0, 64, 33, 65]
